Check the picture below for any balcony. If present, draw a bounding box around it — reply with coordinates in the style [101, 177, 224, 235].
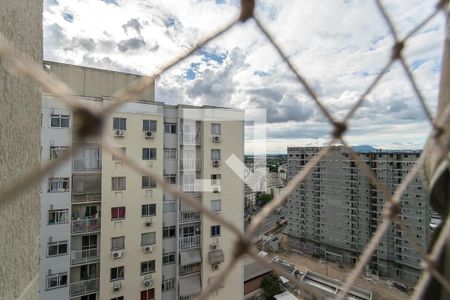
[179, 235, 201, 250]
[73, 158, 101, 172]
[70, 278, 99, 297]
[180, 211, 201, 224]
[180, 159, 202, 171]
[72, 218, 101, 234]
[72, 193, 101, 204]
[71, 248, 100, 265]
[181, 182, 203, 193]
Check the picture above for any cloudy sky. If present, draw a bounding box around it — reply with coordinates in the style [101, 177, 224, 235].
[43, 0, 446, 154]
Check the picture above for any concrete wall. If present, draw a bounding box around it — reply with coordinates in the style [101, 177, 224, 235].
[0, 0, 42, 299]
[43, 61, 155, 102]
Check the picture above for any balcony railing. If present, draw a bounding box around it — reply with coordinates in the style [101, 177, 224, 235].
[180, 211, 201, 223]
[179, 235, 201, 250]
[180, 262, 201, 276]
[72, 193, 101, 203]
[72, 218, 101, 234]
[181, 182, 203, 193]
[180, 159, 202, 171]
[71, 248, 100, 265]
[181, 133, 201, 145]
[73, 158, 101, 171]
[70, 278, 99, 297]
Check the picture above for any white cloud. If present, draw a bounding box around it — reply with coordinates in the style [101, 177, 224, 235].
[43, 0, 446, 153]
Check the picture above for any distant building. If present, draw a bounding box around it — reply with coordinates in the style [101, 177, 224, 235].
[286, 146, 429, 284]
[244, 257, 271, 299]
[245, 184, 257, 210]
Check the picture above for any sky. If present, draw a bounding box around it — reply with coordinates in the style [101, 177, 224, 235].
[43, 0, 446, 154]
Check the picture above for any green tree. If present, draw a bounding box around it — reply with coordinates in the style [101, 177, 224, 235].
[261, 273, 282, 298]
[257, 193, 272, 207]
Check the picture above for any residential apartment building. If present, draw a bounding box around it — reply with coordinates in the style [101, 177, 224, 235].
[39, 61, 244, 300]
[285, 146, 429, 284]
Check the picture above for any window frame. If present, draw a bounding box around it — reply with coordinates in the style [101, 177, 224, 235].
[111, 207, 126, 221]
[46, 272, 68, 290]
[49, 146, 70, 160]
[140, 259, 156, 275]
[48, 209, 69, 225]
[112, 177, 126, 191]
[111, 236, 125, 251]
[141, 232, 156, 246]
[162, 277, 176, 292]
[164, 123, 177, 134]
[211, 123, 221, 135]
[142, 148, 157, 160]
[142, 176, 157, 189]
[50, 114, 70, 128]
[48, 177, 70, 192]
[143, 119, 157, 132]
[211, 149, 221, 161]
[47, 240, 68, 257]
[162, 252, 176, 265]
[163, 226, 176, 239]
[211, 199, 221, 212]
[113, 117, 127, 130]
[211, 225, 221, 237]
[141, 204, 156, 217]
[110, 266, 125, 282]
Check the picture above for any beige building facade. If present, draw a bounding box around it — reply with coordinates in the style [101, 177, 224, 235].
[39, 61, 244, 300]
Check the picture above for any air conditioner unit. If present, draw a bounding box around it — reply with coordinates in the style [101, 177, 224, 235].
[145, 131, 155, 139]
[143, 277, 153, 287]
[145, 219, 152, 227]
[143, 245, 153, 253]
[115, 129, 124, 137]
[213, 186, 220, 193]
[210, 242, 218, 250]
[112, 281, 121, 292]
[111, 250, 123, 259]
[212, 264, 219, 270]
[212, 135, 221, 143]
[212, 160, 220, 167]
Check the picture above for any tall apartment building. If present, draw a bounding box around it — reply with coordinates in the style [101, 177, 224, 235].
[39, 61, 244, 300]
[285, 146, 429, 284]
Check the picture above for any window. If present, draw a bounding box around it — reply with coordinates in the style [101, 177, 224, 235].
[211, 174, 221, 185]
[46, 272, 67, 289]
[142, 204, 156, 217]
[163, 200, 177, 213]
[162, 278, 175, 292]
[164, 148, 177, 159]
[211, 149, 221, 161]
[112, 177, 126, 190]
[49, 146, 69, 160]
[211, 200, 221, 212]
[162, 252, 176, 265]
[47, 241, 68, 256]
[141, 232, 156, 246]
[48, 177, 70, 192]
[164, 123, 176, 134]
[112, 147, 126, 161]
[48, 209, 68, 224]
[113, 117, 126, 130]
[111, 297, 124, 300]
[164, 174, 176, 184]
[50, 114, 70, 128]
[163, 226, 176, 239]
[211, 225, 221, 237]
[143, 120, 157, 131]
[111, 207, 126, 220]
[111, 236, 125, 250]
[110, 266, 124, 281]
[142, 148, 157, 160]
[141, 260, 156, 275]
[142, 176, 156, 189]
[141, 289, 155, 300]
[211, 123, 221, 135]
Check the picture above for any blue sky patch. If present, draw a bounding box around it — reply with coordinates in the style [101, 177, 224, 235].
[62, 12, 74, 23]
[185, 63, 200, 80]
[199, 49, 227, 64]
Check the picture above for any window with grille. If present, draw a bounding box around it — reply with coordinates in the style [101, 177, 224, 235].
[211, 123, 221, 135]
[211, 174, 221, 185]
[211, 199, 221, 212]
[113, 117, 126, 130]
[163, 226, 176, 239]
[111, 236, 125, 250]
[49, 146, 69, 160]
[46, 272, 67, 290]
[48, 209, 68, 225]
[211, 225, 221, 237]
[142, 176, 157, 189]
[47, 240, 68, 256]
[162, 252, 176, 265]
[143, 119, 157, 131]
[112, 177, 126, 190]
[110, 266, 124, 281]
[111, 207, 125, 220]
[141, 232, 156, 246]
[164, 123, 176, 134]
[162, 278, 175, 292]
[164, 174, 176, 184]
[142, 204, 156, 217]
[164, 148, 177, 159]
[163, 200, 176, 213]
[142, 148, 157, 160]
[48, 177, 70, 192]
[211, 149, 221, 160]
[50, 114, 69, 128]
[140, 259, 155, 275]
